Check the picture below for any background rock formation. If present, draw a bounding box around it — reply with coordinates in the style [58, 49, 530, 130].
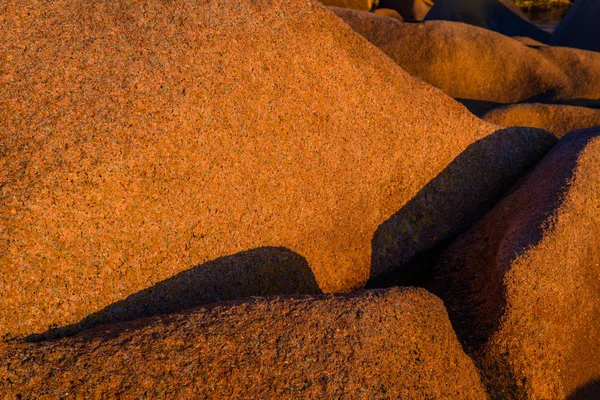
[427, 128, 600, 398]
[0, 288, 489, 399]
[333, 9, 600, 110]
[377, 0, 434, 21]
[425, 0, 550, 42]
[330, 10, 569, 103]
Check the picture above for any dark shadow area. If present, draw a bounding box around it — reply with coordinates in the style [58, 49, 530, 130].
[550, 0, 600, 52]
[366, 238, 453, 289]
[26, 246, 321, 342]
[425, 0, 551, 43]
[369, 126, 557, 286]
[568, 379, 600, 400]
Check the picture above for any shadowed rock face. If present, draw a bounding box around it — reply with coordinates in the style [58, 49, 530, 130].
[0, 288, 489, 399]
[484, 104, 600, 137]
[0, 0, 557, 339]
[425, 0, 550, 43]
[427, 128, 600, 398]
[551, 0, 600, 52]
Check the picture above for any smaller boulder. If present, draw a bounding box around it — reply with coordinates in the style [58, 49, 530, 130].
[483, 103, 600, 137]
[0, 288, 489, 399]
[377, 0, 433, 21]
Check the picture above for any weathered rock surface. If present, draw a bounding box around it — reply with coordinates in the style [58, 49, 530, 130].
[425, 0, 550, 43]
[550, 0, 600, 52]
[484, 103, 600, 137]
[0, 288, 489, 399]
[428, 127, 600, 398]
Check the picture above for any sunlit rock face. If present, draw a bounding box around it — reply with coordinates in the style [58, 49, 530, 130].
[550, 0, 600, 52]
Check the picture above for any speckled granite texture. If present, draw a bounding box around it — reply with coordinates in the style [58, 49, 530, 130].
[331, 9, 600, 105]
[0, 288, 489, 399]
[484, 103, 600, 137]
[0, 0, 555, 339]
[428, 127, 600, 399]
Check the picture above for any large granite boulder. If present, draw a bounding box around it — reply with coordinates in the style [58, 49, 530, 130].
[425, 0, 550, 43]
[484, 103, 600, 137]
[550, 0, 600, 52]
[428, 128, 600, 398]
[0, 0, 555, 339]
[0, 288, 489, 399]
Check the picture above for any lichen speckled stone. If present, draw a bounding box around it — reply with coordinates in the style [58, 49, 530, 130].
[1, 0, 554, 339]
[429, 128, 600, 399]
[0, 288, 489, 399]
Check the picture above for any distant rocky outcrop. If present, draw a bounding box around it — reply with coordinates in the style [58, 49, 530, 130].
[427, 127, 600, 398]
[373, 7, 405, 19]
[484, 103, 600, 137]
[550, 0, 600, 52]
[0, 0, 556, 340]
[377, 0, 434, 21]
[425, 0, 550, 43]
[318, 0, 375, 11]
[0, 288, 489, 399]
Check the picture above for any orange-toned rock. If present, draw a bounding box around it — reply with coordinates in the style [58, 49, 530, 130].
[373, 7, 404, 19]
[425, 0, 550, 42]
[483, 103, 600, 137]
[428, 127, 600, 398]
[550, 0, 600, 52]
[0, 0, 555, 340]
[319, 0, 374, 11]
[377, 0, 433, 21]
[0, 288, 489, 399]
[331, 10, 569, 103]
[537, 46, 600, 103]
